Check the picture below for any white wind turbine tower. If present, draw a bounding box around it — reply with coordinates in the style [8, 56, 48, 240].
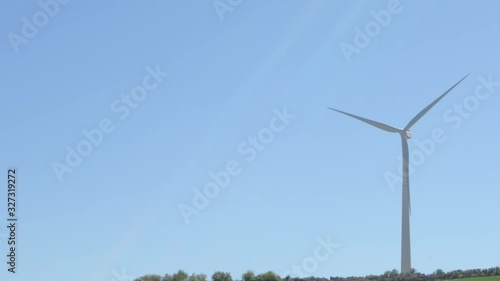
[328, 75, 468, 274]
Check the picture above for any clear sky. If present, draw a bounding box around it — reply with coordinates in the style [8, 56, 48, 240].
[1, 1, 499, 281]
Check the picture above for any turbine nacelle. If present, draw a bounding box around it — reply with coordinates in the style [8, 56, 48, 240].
[404, 130, 412, 139]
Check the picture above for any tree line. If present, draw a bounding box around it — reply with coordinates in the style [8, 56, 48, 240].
[134, 267, 500, 281]
[134, 270, 281, 281]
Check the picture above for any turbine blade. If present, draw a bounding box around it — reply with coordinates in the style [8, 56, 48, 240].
[327, 107, 401, 133]
[405, 74, 469, 130]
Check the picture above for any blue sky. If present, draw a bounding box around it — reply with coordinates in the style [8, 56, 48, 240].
[1, 1, 499, 281]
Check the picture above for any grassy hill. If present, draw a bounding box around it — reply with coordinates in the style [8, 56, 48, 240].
[449, 277, 500, 281]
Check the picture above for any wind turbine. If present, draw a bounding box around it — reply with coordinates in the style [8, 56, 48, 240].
[328, 75, 468, 274]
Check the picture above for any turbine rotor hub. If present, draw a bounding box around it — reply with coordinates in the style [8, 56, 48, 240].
[405, 130, 412, 139]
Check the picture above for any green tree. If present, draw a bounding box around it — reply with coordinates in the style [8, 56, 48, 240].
[254, 271, 281, 281]
[164, 270, 190, 281]
[212, 271, 232, 281]
[188, 273, 208, 281]
[389, 269, 398, 278]
[449, 270, 463, 279]
[135, 274, 163, 281]
[434, 269, 445, 279]
[242, 270, 256, 281]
